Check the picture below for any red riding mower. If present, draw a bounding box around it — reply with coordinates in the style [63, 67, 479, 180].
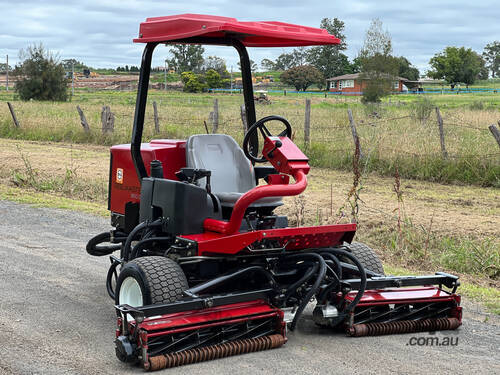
[87, 14, 462, 371]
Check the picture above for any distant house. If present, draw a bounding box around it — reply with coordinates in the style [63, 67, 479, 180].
[326, 73, 408, 95]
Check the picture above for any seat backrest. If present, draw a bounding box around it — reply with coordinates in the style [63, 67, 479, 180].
[186, 134, 255, 194]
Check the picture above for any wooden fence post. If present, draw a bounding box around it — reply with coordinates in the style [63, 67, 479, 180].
[76, 105, 90, 132]
[489, 124, 500, 148]
[101, 105, 114, 134]
[209, 98, 219, 133]
[304, 99, 311, 146]
[7, 102, 20, 128]
[347, 108, 363, 158]
[435, 107, 448, 158]
[153, 101, 160, 134]
[240, 104, 248, 134]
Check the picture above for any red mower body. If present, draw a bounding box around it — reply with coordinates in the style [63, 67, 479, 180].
[109, 140, 186, 215]
[85, 14, 462, 371]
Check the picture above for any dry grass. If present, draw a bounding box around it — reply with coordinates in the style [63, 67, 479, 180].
[0, 138, 498, 310]
[0, 90, 498, 186]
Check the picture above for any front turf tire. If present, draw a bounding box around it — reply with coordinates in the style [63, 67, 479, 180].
[115, 256, 188, 307]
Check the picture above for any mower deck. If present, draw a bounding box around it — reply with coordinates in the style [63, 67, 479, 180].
[116, 299, 286, 370]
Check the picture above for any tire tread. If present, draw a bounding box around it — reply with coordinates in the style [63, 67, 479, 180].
[347, 242, 385, 275]
[128, 256, 188, 304]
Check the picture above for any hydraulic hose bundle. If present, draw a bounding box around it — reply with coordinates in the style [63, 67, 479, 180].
[278, 248, 367, 330]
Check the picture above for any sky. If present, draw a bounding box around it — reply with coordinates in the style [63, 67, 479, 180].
[1, 0, 499, 76]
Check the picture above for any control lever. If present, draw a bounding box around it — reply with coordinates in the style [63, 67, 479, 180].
[176, 168, 212, 194]
[267, 140, 282, 158]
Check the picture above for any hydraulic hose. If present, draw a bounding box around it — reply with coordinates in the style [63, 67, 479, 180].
[106, 259, 120, 299]
[184, 266, 277, 298]
[320, 252, 342, 279]
[129, 237, 171, 260]
[283, 253, 326, 331]
[323, 248, 367, 314]
[283, 265, 317, 303]
[122, 219, 163, 261]
[86, 232, 126, 256]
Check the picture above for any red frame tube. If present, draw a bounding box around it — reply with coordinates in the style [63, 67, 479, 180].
[204, 169, 307, 234]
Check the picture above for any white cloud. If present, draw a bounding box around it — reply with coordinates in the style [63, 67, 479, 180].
[0, 0, 498, 74]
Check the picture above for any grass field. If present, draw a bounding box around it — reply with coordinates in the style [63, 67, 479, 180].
[0, 138, 497, 313]
[0, 89, 499, 187]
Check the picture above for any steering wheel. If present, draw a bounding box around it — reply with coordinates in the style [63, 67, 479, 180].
[243, 115, 292, 163]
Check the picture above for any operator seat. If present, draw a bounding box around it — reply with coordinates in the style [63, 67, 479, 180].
[186, 134, 283, 211]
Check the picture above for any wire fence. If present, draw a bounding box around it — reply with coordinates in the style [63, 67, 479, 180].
[3, 93, 499, 186]
[112, 96, 500, 163]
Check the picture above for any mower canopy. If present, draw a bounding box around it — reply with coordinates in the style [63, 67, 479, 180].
[133, 14, 341, 46]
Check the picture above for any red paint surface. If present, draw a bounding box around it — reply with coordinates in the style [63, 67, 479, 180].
[346, 286, 459, 305]
[109, 140, 186, 214]
[203, 169, 308, 234]
[203, 137, 311, 235]
[262, 136, 310, 175]
[139, 300, 281, 334]
[181, 223, 357, 255]
[134, 14, 340, 47]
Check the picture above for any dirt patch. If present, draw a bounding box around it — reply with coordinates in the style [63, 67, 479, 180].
[0, 138, 498, 239]
[279, 168, 499, 239]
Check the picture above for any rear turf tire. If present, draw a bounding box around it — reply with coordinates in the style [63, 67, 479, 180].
[115, 256, 188, 307]
[346, 242, 385, 275]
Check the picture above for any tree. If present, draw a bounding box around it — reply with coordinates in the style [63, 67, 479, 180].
[168, 44, 205, 73]
[180, 71, 206, 92]
[260, 58, 276, 71]
[0, 63, 11, 73]
[274, 53, 295, 71]
[203, 56, 228, 77]
[61, 59, 88, 72]
[14, 43, 68, 101]
[205, 69, 222, 88]
[359, 19, 399, 103]
[306, 18, 350, 79]
[237, 59, 257, 72]
[349, 57, 362, 74]
[280, 65, 323, 91]
[476, 53, 489, 80]
[482, 41, 500, 78]
[272, 48, 310, 71]
[428, 46, 482, 87]
[396, 56, 420, 80]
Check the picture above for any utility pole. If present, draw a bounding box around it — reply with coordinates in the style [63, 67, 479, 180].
[71, 61, 75, 96]
[164, 60, 167, 91]
[230, 65, 233, 94]
[6, 55, 8, 91]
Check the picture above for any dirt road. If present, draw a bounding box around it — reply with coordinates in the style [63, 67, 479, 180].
[0, 201, 498, 375]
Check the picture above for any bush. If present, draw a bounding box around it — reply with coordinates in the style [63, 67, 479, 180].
[205, 69, 222, 89]
[360, 73, 394, 104]
[180, 71, 207, 93]
[469, 101, 485, 110]
[411, 96, 434, 124]
[14, 43, 68, 101]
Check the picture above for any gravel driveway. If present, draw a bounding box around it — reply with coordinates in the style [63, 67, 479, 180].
[0, 201, 498, 374]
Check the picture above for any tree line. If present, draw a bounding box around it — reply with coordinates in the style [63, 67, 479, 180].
[7, 19, 500, 101]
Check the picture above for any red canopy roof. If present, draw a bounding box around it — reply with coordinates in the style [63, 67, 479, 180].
[134, 14, 340, 47]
